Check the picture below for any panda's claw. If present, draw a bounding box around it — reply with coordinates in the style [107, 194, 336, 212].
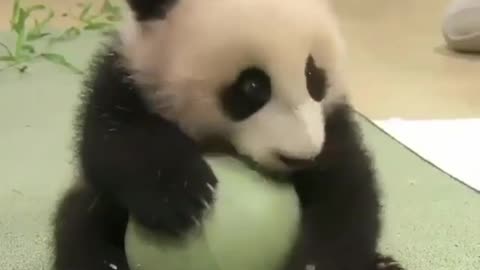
[201, 198, 211, 210]
[206, 183, 215, 192]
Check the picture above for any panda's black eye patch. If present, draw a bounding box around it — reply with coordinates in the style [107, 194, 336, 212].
[305, 55, 327, 102]
[220, 68, 271, 121]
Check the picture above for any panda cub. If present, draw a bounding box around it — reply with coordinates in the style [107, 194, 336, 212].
[53, 0, 405, 270]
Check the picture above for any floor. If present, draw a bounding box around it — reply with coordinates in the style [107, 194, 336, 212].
[334, 0, 480, 119]
[1, 1, 479, 270]
[2, 0, 480, 119]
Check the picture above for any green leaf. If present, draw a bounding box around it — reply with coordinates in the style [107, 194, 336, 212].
[0, 56, 15, 62]
[84, 22, 111, 30]
[27, 9, 54, 42]
[101, 0, 114, 13]
[21, 44, 35, 54]
[25, 4, 46, 14]
[13, 8, 28, 34]
[37, 9, 55, 29]
[27, 32, 50, 41]
[16, 53, 33, 63]
[106, 13, 122, 22]
[10, 0, 20, 30]
[40, 53, 83, 74]
[79, 2, 93, 21]
[101, 0, 122, 21]
[14, 8, 28, 59]
[65, 27, 81, 36]
[49, 27, 81, 43]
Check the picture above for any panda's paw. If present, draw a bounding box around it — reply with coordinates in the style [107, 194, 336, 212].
[129, 157, 217, 236]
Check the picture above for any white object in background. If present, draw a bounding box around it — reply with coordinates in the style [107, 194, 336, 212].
[442, 0, 480, 52]
[374, 118, 480, 192]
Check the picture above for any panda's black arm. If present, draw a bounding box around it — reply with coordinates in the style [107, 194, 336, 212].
[76, 51, 217, 235]
[284, 105, 381, 270]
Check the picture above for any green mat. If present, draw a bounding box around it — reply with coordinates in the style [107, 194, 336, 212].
[0, 32, 478, 270]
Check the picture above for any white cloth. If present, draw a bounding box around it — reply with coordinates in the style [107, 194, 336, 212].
[375, 118, 480, 192]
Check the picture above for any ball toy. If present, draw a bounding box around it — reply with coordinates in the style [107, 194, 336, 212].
[125, 156, 301, 270]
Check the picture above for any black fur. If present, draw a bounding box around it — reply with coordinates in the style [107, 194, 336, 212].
[305, 55, 327, 102]
[126, 0, 177, 21]
[53, 183, 129, 270]
[283, 103, 382, 270]
[53, 47, 217, 270]
[53, 46, 405, 270]
[221, 67, 272, 121]
[78, 48, 217, 235]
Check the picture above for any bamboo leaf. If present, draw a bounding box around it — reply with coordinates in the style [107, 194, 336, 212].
[25, 4, 46, 14]
[101, 0, 115, 13]
[106, 13, 122, 22]
[49, 27, 81, 43]
[101, 0, 122, 21]
[37, 9, 55, 30]
[14, 8, 27, 34]
[26, 9, 54, 42]
[22, 44, 35, 54]
[0, 56, 15, 62]
[14, 8, 28, 59]
[27, 32, 50, 41]
[40, 53, 83, 74]
[79, 2, 93, 21]
[84, 22, 111, 30]
[10, 0, 20, 31]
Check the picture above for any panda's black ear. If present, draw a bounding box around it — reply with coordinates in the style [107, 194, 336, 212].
[126, 0, 178, 21]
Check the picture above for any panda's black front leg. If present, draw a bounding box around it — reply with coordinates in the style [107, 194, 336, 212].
[80, 112, 217, 236]
[282, 105, 382, 270]
[284, 163, 380, 270]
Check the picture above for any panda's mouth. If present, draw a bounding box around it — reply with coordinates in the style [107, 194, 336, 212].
[198, 136, 291, 180]
[199, 134, 321, 180]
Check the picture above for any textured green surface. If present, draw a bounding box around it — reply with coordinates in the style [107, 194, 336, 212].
[0, 32, 479, 270]
[125, 156, 300, 270]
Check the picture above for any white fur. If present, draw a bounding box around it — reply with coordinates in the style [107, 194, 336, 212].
[231, 98, 325, 170]
[119, 0, 347, 170]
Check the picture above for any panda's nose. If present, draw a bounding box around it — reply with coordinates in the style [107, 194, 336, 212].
[278, 154, 316, 169]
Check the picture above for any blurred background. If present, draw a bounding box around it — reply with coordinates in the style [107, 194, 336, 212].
[1, 0, 478, 119]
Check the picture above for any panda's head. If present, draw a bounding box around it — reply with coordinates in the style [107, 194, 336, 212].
[120, 0, 347, 171]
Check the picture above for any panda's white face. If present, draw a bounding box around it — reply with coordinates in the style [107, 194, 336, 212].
[120, 0, 347, 171]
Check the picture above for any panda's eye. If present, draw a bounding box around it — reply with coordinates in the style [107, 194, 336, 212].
[221, 67, 271, 121]
[305, 55, 327, 102]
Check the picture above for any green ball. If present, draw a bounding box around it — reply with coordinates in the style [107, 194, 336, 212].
[125, 156, 301, 270]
